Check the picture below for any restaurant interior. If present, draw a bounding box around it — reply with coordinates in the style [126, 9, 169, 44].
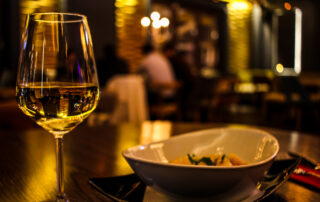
[0, 0, 320, 201]
[1, 0, 320, 134]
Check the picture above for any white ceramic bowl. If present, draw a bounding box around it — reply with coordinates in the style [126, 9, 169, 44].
[122, 127, 279, 201]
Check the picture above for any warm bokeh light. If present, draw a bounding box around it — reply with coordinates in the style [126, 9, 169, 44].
[234, 83, 255, 93]
[115, 0, 146, 72]
[114, 0, 138, 7]
[276, 63, 284, 73]
[229, 1, 251, 10]
[160, 17, 170, 27]
[284, 2, 292, 11]
[142, 12, 170, 28]
[151, 11, 160, 21]
[152, 19, 161, 29]
[20, 0, 61, 33]
[140, 121, 172, 144]
[24, 130, 56, 200]
[113, 123, 142, 175]
[294, 8, 302, 74]
[141, 16, 151, 27]
[20, 0, 62, 74]
[227, 0, 252, 73]
[234, 82, 270, 93]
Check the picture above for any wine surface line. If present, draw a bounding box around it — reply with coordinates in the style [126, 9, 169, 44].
[17, 82, 99, 137]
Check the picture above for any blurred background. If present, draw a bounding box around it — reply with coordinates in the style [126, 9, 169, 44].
[1, 0, 320, 134]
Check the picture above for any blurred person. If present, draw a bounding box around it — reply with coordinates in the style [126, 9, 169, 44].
[140, 43, 176, 85]
[56, 49, 83, 82]
[162, 42, 198, 119]
[0, 69, 15, 87]
[139, 43, 177, 104]
[97, 44, 129, 87]
[162, 42, 196, 90]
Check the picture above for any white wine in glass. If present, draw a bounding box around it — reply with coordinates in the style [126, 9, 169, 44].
[16, 13, 100, 201]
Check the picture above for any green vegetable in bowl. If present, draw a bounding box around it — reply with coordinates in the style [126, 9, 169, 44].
[171, 153, 247, 166]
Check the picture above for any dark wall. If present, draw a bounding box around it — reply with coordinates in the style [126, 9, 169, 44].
[296, 0, 320, 72]
[0, 0, 116, 87]
[0, 0, 319, 88]
[0, 0, 20, 87]
[265, 0, 320, 72]
[66, 0, 116, 60]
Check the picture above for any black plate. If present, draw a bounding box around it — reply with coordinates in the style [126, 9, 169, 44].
[89, 157, 300, 202]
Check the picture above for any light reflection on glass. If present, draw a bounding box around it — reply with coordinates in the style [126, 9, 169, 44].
[20, 0, 62, 33]
[80, 24, 89, 63]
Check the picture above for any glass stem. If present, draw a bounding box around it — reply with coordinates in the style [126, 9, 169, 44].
[55, 137, 66, 201]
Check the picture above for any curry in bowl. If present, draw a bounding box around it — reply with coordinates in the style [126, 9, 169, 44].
[123, 127, 279, 199]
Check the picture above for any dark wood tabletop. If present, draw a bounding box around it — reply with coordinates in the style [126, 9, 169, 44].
[0, 100, 319, 201]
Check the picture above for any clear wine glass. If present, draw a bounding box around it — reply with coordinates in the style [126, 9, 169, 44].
[16, 13, 100, 201]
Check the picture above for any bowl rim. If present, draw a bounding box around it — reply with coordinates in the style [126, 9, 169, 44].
[122, 127, 280, 170]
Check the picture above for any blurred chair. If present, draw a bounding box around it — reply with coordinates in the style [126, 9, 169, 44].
[147, 81, 182, 120]
[187, 78, 217, 122]
[189, 77, 240, 122]
[104, 75, 149, 124]
[263, 76, 320, 131]
[88, 90, 118, 127]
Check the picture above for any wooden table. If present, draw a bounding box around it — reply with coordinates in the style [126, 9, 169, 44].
[0, 102, 319, 201]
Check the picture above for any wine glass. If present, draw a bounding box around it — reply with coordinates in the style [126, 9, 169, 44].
[16, 13, 99, 201]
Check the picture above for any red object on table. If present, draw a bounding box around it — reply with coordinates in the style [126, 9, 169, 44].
[290, 165, 320, 190]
